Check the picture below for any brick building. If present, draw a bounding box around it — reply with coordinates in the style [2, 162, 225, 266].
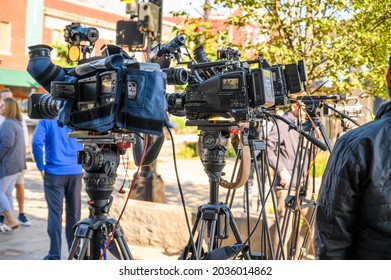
[0, 0, 130, 102]
[0, 0, 257, 100]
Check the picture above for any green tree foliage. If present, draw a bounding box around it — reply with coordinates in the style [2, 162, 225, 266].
[172, 0, 391, 99]
[170, 8, 230, 61]
[50, 43, 77, 68]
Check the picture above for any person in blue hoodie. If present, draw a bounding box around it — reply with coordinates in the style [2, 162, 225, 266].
[32, 119, 83, 260]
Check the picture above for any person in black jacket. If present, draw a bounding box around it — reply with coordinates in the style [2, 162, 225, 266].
[315, 75, 391, 259]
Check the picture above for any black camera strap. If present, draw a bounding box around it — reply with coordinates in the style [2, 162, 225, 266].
[34, 63, 63, 89]
[116, 112, 164, 134]
[71, 102, 113, 124]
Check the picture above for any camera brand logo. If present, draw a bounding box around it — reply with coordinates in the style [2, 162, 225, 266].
[127, 81, 137, 99]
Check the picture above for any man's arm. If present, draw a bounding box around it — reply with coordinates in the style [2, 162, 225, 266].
[267, 118, 294, 188]
[22, 118, 29, 147]
[266, 119, 283, 171]
[31, 121, 46, 172]
[267, 118, 292, 162]
[315, 140, 359, 259]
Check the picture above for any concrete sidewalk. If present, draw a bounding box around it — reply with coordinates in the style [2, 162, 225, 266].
[0, 134, 251, 260]
[0, 133, 320, 260]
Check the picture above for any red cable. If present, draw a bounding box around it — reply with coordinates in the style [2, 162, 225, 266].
[99, 134, 149, 260]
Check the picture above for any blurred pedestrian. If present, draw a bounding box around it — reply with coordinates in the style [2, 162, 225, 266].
[0, 97, 26, 232]
[267, 102, 310, 259]
[0, 88, 31, 226]
[32, 119, 83, 259]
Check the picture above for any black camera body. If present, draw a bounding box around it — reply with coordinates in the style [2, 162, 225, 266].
[27, 44, 167, 136]
[184, 67, 274, 122]
[267, 61, 306, 107]
[50, 70, 119, 111]
[165, 45, 306, 123]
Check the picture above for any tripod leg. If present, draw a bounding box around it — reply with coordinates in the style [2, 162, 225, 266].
[227, 210, 251, 260]
[207, 219, 218, 253]
[179, 211, 202, 260]
[289, 207, 302, 259]
[68, 222, 93, 260]
[196, 219, 207, 259]
[297, 203, 316, 260]
[109, 224, 133, 260]
[275, 200, 293, 260]
[113, 234, 133, 260]
[68, 236, 84, 260]
[253, 151, 276, 260]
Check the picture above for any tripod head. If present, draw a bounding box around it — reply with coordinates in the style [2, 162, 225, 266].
[198, 128, 229, 175]
[191, 120, 251, 197]
[69, 132, 135, 217]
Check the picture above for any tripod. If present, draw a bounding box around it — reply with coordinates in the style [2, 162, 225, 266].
[68, 134, 134, 260]
[179, 122, 251, 260]
[290, 101, 361, 260]
[275, 105, 332, 260]
[226, 119, 279, 260]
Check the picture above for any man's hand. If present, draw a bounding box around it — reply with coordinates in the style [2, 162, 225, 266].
[40, 170, 45, 178]
[279, 168, 291, 188]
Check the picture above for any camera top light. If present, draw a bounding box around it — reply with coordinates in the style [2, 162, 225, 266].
[64, 22, 99, 45]
[82, 27, 99, 43]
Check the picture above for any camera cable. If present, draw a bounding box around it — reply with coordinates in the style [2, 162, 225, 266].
[165, 123, 199, 259]
[99, 134, 150, 260]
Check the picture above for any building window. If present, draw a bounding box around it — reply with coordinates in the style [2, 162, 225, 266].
[0, 21, 11, 54]
[52, 29, 63, 44]
[50, 29, 65, 61]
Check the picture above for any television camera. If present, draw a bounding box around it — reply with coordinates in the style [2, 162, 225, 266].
[26, 23, 170, 260]
[163, 42, 308, 124]
[26, 43, 167, 136]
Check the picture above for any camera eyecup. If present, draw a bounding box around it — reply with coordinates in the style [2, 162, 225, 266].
[27, 44, 66, 92]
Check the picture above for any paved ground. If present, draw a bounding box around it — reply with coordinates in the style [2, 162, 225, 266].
[0, 133, 244, 260]
[0, 133, 321, 260]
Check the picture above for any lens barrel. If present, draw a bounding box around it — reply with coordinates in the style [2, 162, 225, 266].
[193, 46, 209, 63]
[163, 67, 189, 85]
[27, 93, 59, 119]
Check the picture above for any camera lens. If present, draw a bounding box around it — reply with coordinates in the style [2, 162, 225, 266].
[38, 94, 59, 119]
[163, 68, 189, 85]
[84, 27, 99, 43]
[28, 93, 59, 119]
[193, 46, 209, 63]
